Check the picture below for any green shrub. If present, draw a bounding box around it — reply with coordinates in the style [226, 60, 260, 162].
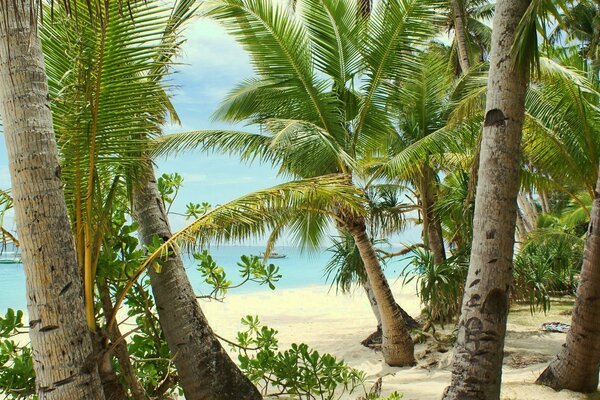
[0, 309, 35, 399]
[233, 315, 367, 399]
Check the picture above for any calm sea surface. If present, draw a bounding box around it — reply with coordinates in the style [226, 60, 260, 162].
[0, 245, 410, 313]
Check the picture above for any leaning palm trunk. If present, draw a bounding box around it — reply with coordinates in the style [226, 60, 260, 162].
[442, 0, 531, 398]
[536, 167, 600, 392]
[345, 216, 415, 366]
[0, 3, 105, 399]
[132, 163, 261, 400]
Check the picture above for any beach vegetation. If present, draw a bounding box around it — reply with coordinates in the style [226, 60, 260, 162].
[2, 0, 600, 397]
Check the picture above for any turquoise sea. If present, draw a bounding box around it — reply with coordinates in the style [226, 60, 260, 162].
[0, 245, 410, 314]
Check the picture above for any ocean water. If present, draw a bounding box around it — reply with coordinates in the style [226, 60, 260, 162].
[0, 245, 410, 314]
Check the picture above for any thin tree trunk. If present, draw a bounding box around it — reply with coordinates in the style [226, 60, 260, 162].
[345, 216, 415, 366]
[451, 0, 471, 73]
[442, 0, 531, 398]
[515, 211, 527, 250]
[517, 192, 538, 231]
[536, 168, 600, 392]
[98, 279, 146, 400]
[0, 3, 105, 399]
[539, 190, 551, 214]
[132, 162, 261, 400]
[93, 333, 128, 400]
[418, 169, 446, 266]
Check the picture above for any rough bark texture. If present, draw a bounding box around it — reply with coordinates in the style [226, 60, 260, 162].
[442, 0, 531, 398]
[536, 170, 600, 392]
[346, 216, 415, 366]
[451, 0, 471, 73]
[0, 3, 105, 399]
[132, 163, 261, 400]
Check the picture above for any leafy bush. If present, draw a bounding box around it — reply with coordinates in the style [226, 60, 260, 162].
[402, 249, 467, 325]
[0, 309, 35, 399]
[233, 315, 367, 399]
[195, 251, 282, 299]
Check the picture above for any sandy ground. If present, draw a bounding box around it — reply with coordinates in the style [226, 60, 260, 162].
[197, 283, 600, 400]
[8, 282, 597, 399]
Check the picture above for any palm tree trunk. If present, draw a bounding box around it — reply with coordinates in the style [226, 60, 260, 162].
[132, 162, 261, 400]
[536, 168, 600, 392]
[517, 192, 538, 231]
[0, 3, 105, 399]
[451, 0, 471, 73]
[345, 216, 415, 366]
[442, 0, 531, 398]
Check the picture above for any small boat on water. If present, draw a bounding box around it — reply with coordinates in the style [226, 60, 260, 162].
[260, 251, 287, 259]
[0, 251, 22, 264]
[0, 258, 21, 264]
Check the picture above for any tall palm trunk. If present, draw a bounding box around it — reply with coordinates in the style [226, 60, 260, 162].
[345, 216, 415, 366]
[0, 3, 105, 399]
[442, 0, 531, 398]
[451, 0, 471, 73]
[132, 162, 261, 400]
[536, 168, 600, 392]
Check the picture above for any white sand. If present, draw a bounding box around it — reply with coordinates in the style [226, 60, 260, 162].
[199, 283, 598, 400]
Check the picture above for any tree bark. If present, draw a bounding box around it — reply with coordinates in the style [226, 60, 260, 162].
[442, 0, 531, 398]
[517, 192, 538, 232]
[0, 3, 105, 399]
[345, 216, 415, 366]
[451, 0, 471, 73]
[132, 162, 261, 400]
[536, 168, 600, 393]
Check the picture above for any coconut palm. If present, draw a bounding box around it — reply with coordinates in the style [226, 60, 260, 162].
[0, 2, 105, 398]
[442, 0, 532, 397]
[40, 1, 265, 398]
[155, 0, 443, 366]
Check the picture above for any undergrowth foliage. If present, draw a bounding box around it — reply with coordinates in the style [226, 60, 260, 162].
[232, 315, 367, 400]
[0, 309, 35, 399]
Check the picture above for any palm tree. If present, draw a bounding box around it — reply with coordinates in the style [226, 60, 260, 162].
[442, 0, 532, 398]
[0, 2, 105, 398]
[156, 0, 442, 366]
[41, 1, 263, 398]
[324, 187, 419, 340]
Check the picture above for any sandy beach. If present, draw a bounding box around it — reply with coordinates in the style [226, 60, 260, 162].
[197, 282, 598, 400]
[9, 281, 596, 399]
